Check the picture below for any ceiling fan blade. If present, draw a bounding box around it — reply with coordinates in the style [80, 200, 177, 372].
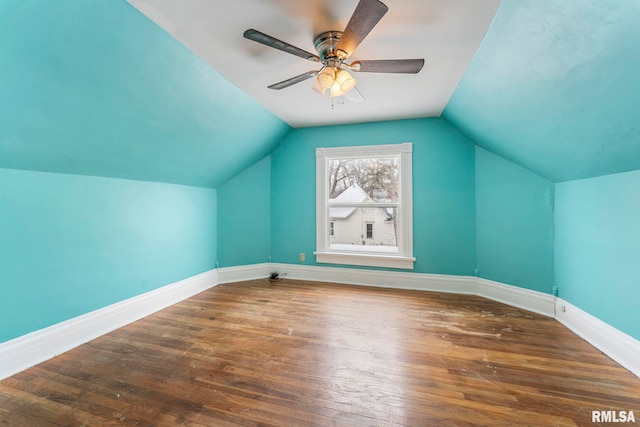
[244, 29, 320, 62]
[352, 59, 425, 74]
[268, 70, 319, 90]
[336, 0, 388, 58]
[345, 86, 365, 103]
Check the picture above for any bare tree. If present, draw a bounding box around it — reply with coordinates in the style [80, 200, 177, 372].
[328, 157, 398, 201]
[328, 160, 350, 199]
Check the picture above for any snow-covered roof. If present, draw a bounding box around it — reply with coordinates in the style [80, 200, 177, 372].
[329, 183, 371, 219]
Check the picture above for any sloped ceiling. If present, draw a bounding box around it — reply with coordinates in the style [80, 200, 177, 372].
[0, 0, 289, 188]
[444, 0, 640, 182]
[3, 0, 639, 188]
[127, 0, 501, 128]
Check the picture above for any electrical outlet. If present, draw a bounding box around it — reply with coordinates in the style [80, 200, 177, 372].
[299, 252, 305, 262]
[560, 304, 566, 313]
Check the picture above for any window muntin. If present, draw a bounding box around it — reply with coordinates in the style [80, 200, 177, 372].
[315, 143, 414, 269]
[366, 223, 373, 239]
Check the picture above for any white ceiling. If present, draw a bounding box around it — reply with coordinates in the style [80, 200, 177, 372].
[127, 0, 501, 128]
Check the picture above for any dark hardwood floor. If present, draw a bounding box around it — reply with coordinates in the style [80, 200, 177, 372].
[1, 279, 639, 426]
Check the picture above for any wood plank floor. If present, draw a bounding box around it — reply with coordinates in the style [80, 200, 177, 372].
[1, 279, 639, 426]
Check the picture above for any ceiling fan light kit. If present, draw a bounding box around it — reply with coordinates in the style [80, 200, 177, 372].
[243, 0, 424, 105]
[315, 65, 357, 97]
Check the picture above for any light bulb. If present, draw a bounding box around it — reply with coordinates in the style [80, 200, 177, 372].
[330, 84, 342, 97]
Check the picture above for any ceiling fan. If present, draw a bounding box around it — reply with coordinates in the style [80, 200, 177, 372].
[243, 0, 424, 102]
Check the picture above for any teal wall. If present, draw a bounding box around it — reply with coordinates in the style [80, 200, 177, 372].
[444, 0, 640, 182]
[0, 168, 217, 343]
[271, 118, 476, 275]
[555, 170, 640, 339]
[217, 156, 271, 267]
[476, 148, 555, 293]
[1, 0, 635, 347]
[0, 0, 289, 188]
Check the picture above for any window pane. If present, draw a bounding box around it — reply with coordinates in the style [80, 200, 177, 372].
[328, 157, 399, 203]
[329, 207, 398, 253]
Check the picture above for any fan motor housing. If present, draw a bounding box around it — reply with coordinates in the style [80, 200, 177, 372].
[314, 31, 346, 62]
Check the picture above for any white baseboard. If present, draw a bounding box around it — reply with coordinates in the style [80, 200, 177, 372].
[217, 263, 270, 284]
[0, 269, 218, 381]
[3, 263, 637, 381]
[555, 298, 640, 378]
[270, 263, 476, 294]
[477, 278, 556, 318]
[270, 264, 556, 318]
[269, 263, 637, 378]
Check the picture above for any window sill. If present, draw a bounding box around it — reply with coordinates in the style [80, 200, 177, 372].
[314, 251, 415, 270]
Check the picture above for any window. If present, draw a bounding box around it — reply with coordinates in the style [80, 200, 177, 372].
[315, 143, 414, 269]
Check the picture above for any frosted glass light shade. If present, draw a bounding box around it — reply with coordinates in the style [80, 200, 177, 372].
[336, 69, 356, 93]
[317, 68, 335, 91]
[311, 78, 326, 95]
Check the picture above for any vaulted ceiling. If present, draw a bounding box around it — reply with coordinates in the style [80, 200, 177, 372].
[444, 0, 640, 182]
[2, 0, 639, 186]
[0, 0, 289, 188]
[127, 0, 501, 128]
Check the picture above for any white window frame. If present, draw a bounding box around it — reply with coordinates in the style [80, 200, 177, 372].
[315, 143, 414, 269]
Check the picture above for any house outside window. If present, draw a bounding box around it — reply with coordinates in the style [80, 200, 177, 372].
[315, 143, 414, 269]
